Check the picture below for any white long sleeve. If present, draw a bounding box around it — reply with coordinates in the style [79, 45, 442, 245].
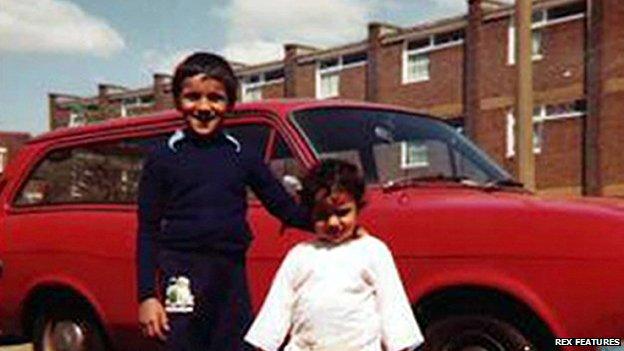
[372, 242, 424, 351]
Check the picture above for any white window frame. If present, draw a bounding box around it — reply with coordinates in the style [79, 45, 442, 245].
[506, 102, 585, 158]
[120, 96, 155, 117]
[506, 111, 543, 157]
[402, 33, 463, 84]
[241, 70, 285, 102]
[68, 111, 85, 127]
[241, 82, 264, 102]
[315, 54, 367, 99]
[403, 51, 430, 84]
[400, 142, 429, 169]
[507, 8, 585, 65]
[0, 147, 7, 173]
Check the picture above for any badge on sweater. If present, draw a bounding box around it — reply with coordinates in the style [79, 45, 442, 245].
[165, 276, 195, 313]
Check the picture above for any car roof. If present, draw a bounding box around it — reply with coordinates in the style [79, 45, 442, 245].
[29, 98, 438, 144]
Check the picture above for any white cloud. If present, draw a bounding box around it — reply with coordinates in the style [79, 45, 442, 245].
[221, 0, 377, 64]
[0, 0, 125, 57]
[222, 40, 285, 65]
[142, 49, 193, 75]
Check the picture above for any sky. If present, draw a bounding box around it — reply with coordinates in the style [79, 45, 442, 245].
[0, 0, 467, 135]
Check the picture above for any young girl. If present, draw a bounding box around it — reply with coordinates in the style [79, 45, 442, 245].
[245, 159, 424, 351]
[136, 52, 310, 350]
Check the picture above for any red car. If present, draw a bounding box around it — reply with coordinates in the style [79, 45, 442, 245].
[1, 100, 623, 351]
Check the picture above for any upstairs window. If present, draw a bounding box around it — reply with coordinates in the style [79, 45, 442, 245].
[317, 58, 340, 99]
[315, 52, 367, 99]
[508, 3, 585, 65]
[506, 100, 586, 157]
[405, 54, 430, 83]
[241, 69, 285, 102]
[403, 29, 464, 84]
[0, 147, 7, 173]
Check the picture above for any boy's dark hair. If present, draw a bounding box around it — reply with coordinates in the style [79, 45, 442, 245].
[172, 52, 238, 108]
[301, 159, 366, 210]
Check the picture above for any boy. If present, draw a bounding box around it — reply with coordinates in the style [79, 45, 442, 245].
[136, 52, 310, 351]
[245, 159, 424, 351]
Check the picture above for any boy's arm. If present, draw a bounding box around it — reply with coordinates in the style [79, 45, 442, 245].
[244, 247, 298, 351]
[246, 154, 312, 231]
[136, 152, 167, 301]
[373, 241, 425, 351]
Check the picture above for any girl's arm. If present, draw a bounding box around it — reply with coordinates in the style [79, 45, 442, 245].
[373, 240, 425, 351]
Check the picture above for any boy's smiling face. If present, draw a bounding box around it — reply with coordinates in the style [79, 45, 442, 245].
[177, 74, 229, 137]
[313, 190, 360, 244]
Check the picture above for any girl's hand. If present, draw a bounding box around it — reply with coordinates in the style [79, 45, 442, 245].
[139, 297, 170, 341]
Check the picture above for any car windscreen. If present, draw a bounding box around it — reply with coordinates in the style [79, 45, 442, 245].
[292, 107, 511, 185]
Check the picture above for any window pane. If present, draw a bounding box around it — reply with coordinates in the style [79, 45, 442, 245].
[533, 122, 544, 152]
[433, 30, 464, 45]
[224, 124, 271, 159]
[246, 75, 260, 84]
[320, 72, 339, 98]
[532, 30, 543, 56]
[14, 137, 161, 206]
[264, 69, 285, 82]
[407, 54, 430, 81]
[243, 86, 262, 102]
[319, 57, 339, 70]
[401, 142, 429, 169]
[532, 9, 545, 23]
[547, 3, 585, 21]
[407, 37, 430, 51]
[0, 147, 7, 173]
[342, 51, 368, 66]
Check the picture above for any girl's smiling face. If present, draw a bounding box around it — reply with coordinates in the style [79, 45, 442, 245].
[177, 74, 229, 136]
[313, 190, 360, 244]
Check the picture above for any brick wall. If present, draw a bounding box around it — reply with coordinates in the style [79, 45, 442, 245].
[339, 66, 367, 100]
[261, 82, 285, 99]
[0, 133, 31, 174]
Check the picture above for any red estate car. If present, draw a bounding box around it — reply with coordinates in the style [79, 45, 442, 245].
[1, 100, 623, 351]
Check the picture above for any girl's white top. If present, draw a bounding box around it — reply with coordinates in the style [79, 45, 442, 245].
[245, 234, 424, 351]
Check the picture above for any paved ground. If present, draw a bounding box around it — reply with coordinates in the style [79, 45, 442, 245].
[0, 345, 31, 351]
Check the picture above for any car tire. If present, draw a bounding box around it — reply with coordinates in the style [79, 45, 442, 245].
[32, 305, 107, 351]
[425, 314, 536, 351]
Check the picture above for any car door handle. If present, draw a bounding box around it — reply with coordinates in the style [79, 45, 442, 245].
[0, 259, 4, 278]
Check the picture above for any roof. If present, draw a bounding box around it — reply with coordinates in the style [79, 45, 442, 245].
[0, 131, 32, 138]
[32, 99, 431, 144]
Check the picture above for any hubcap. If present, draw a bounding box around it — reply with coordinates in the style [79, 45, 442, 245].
[446, 331, 506, 351]
[44, 320, 86, 351]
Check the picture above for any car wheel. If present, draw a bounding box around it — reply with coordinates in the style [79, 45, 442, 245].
[33, 306, 107, 351]
[425, 315, 536, 351]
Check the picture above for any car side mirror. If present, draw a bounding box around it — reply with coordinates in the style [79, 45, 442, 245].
[282, 174, 302, 197]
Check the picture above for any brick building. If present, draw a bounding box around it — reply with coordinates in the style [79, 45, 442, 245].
[48, 0, 624, 197]
[0, 132, 31, 174]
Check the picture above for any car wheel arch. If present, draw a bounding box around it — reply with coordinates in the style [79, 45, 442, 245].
[21, 283, 110, 346]
[412, 284, 558, 350]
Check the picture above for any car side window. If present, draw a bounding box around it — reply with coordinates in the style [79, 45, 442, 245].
[13, 137, 163, 206]
[223, 124, 271, 160]
[269, 134, 307, 196]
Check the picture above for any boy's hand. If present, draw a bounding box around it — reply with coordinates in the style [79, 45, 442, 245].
[139, 297, 170, 341]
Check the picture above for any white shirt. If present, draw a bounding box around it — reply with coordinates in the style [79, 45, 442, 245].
[245, 234, 424, 351]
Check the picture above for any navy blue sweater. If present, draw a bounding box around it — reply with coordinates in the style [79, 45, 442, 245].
[136, 128, 310, 301]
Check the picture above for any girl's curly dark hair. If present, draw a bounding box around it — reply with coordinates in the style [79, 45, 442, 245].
[300, 159, 366, 211]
